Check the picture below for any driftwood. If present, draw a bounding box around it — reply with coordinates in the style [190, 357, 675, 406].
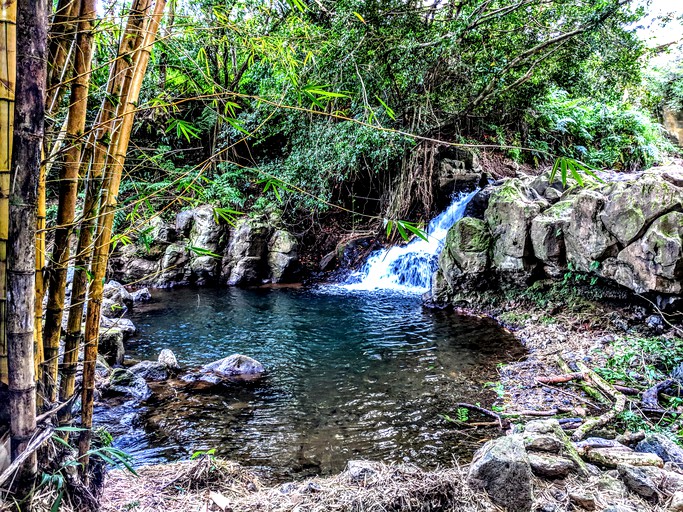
[583, 447, 664, 468]
[571, 361, 627, 441]
[557, 357, 610, 405]
[642, 379, 678, 410]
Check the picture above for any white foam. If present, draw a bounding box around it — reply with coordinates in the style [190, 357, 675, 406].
[341, 190, 478, 294]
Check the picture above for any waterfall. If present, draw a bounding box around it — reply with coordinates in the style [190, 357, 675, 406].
[342, 190, 478, 294]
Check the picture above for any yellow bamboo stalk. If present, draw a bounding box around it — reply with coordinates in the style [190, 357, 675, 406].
[59, 0, 152, 416]
[0, 0, 16, 387]
[42, 0, 96, 404]
[46, 0, 80, 112]
[79, 0, 166, 469]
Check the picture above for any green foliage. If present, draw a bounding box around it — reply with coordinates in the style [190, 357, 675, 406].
[529, 89, 675, 170]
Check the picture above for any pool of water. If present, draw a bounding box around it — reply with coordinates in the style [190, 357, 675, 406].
[95, 286, 524, 481]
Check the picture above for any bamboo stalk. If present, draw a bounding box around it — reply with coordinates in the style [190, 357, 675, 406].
[59, 0, 152, 419]
[8, 0, 48, 478]
[42, 0, 96, 404]
[0, 0, 15, 388]
[78, 0, 167, 470]
[45, 0, 80, 112]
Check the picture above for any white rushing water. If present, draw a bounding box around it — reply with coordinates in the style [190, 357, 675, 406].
[342, 190, 478, 294]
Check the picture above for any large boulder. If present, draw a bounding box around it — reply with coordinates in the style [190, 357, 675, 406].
[103, 281, 133, 308]
[145, 215, 176, 245]
[113, 245, 161, 284]
[564, 189, 618, 272]
[468, 434, 533, 511]
[268, 230, 299, 283]
[158, 242, 191, 287]
[601, 212, 683, 294]
[600, 173, 683, 246]
[99, 328, 125, 366]
[432, 217, 491, 300]
[484, 179, 545, 275]
[531, 200, 572, 277]
[222, 217, 271, 286]
[201, 354, 265, 379]
[635, 433, 683, 469]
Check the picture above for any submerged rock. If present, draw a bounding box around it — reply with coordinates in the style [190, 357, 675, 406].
[106, 368, 152, 401]
[201, 354, 265, 379]
[132, 287, 152, 303]
[129, 360, 169, 382]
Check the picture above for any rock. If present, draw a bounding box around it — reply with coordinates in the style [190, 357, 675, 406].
[129, 360, 169, 381]
[484, 179, 545, 275]
[564, 189, 618, 272]
[99, 328, 125, 366]
[132, 288, 152, 303]
[436, 152, 483, 206]
[190, 255, 219, 282]
[636, 434, 683, 469]
[524, 433, 564, 453]
[345, 460, 381, 483]
[101, 297, 127, 317]
[145, 216, 176, 245]
[103, 281, 134, 308]
[531, 200, 572, 277]
[100, 316, 136, 338]
[528, 453, 575, 477]
[670, 491, 683, 512]
[600, 173, 683, 246]
[319, 251, 337, 271]
[158, 349, 180, 370]
[601, 212, 683, 295]
[603, 507, 639, 512]
[158, 242, 190, 286]
[222, 217, 270, 286]
[468, 435, 533, 511]
[175, 209, 195, 238]
[618, 464, 661, 498]
[463, 186, 493, 220]
[568, 490, 596, 510]
[96, 355, 112, 378]
[268, 230, 299, 283]
[446, 217, 491, 273]
[202, 354, 265, 379]
[189, 205, 224, 253]
[113, 246, 161, 284]
[107, 368, 151, 401]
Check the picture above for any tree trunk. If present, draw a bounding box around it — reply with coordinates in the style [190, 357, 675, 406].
[78, 0, 166, 471]
[8, 0, 47, 479]
[45, 0, 80, 113]
[0, 0, 16, 388]
[59, 0, 152, 419]
[42, 0, 95, 404]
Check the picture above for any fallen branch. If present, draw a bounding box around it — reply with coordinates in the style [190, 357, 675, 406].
[642, 379, 678, 410]
[557, 357, 610, 405]
[536, 379, 601, 410]
[571, 361, 627, 441]
[454, 403, 508, 429]
[536, 372, 584, 384]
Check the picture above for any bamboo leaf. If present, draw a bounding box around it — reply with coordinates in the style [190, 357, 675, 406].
[353, 12, 366, 24]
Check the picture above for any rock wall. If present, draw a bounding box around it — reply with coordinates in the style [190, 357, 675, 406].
[110, 207, 300, 288]
[433, 166, 683, 302]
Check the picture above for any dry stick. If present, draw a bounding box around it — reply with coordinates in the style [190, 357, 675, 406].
[7, 0, 47, 479]
[42, 0, 96, 404]
[78, 0, 166, 474]
[0, 428, 52, 490]
[59, 0, 152, 422]
[455, 403, 508, 429]
[571, 361, 627, 442]
[535, 379, 602, 410]
[0, 0, 16, 387]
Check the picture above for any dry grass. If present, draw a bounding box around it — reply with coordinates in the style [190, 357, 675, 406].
[100, 458, 500, 512]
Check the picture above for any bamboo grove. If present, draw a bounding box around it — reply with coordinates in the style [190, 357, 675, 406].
[0, 0, 166, 488]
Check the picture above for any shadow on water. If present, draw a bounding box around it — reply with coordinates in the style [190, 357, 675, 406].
[95, 286, 524, 481]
